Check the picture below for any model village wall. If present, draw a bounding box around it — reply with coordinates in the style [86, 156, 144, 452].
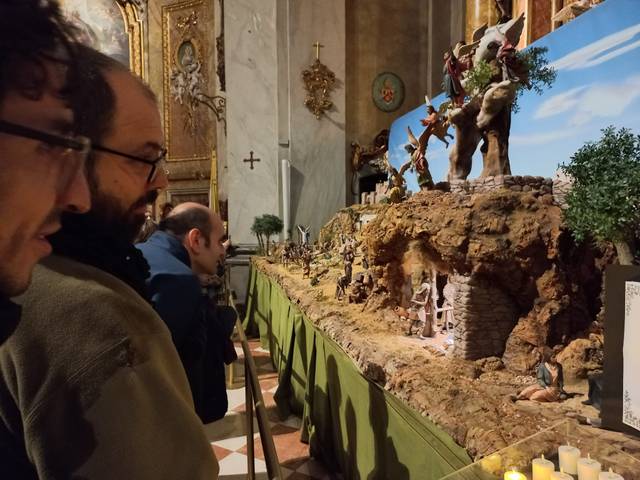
[447, 273, 520, 360]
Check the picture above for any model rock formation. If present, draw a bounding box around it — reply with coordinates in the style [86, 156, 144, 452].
[363, 189, 606, 373]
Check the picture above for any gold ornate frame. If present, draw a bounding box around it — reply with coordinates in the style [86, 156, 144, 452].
[162, 0, 207, 161]
[115, 0, 146, 79]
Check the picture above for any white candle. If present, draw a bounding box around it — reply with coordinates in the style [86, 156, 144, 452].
[481, 453, 502, 473]
[558, 444, 581, 474]
[599, 468, 624, 480]
[504, 470, 527, 480]
[577, 455, 601, 480]
[532, 454, 554, 480]
[551, 472, 572, 480]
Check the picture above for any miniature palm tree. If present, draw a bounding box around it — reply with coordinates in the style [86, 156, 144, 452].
[251, 214, 284, 255]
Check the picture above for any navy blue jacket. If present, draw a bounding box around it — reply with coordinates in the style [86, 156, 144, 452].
[137, 231, 232, 422]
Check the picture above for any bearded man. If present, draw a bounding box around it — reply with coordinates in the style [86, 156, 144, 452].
[0, 47, 219, 479]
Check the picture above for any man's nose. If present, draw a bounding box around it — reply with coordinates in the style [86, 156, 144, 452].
[59, 164, 91, 213]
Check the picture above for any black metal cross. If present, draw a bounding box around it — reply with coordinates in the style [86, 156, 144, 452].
[243, 151, 260, 170]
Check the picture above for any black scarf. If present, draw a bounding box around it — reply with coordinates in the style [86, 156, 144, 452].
[49, 214, 150, 301]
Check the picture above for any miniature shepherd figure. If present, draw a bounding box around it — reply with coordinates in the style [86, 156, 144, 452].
[514, 346, 567, 402]
[410, 283, 434, 337]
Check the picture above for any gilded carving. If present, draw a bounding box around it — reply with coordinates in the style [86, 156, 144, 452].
[302, 43, 336, 119]
[163, 1, 225, 148]
[162, 0, 225, 162]
[216, 0, 225, 91]
[117, 0, 146, 79]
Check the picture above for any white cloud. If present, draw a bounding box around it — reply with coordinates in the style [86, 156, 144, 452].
[550, 22, 640, 71]
[569, 74, 640, 126]
[534, 86, 587, 119]
[532, 74, 640, 126]
[510, 129, 577, 146]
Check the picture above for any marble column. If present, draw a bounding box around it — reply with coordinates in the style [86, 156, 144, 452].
[225, 0, 280, 244]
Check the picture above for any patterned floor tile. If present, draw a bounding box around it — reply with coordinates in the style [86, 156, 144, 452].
[214, 340, 330, 479]
[211, 444, 234, 461]
[226, 386, 247, 411]
[286, 472, 315, 480]
[217, 452, 267, 475]
[296, 458, 330, 478]
[280, 415, 303, 430]
[211, 434, 249, 452]
[281, 456, 308, 471]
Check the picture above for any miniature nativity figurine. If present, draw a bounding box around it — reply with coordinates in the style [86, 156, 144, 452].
[301, 246, 313, 278]
[444, 13, 555, 181]
[409, 282, 434, 337]
[382, 152, 412, 203]
[513, 346, 567, 402]
[406, 127, 434, 191]
[442, 50, 468, 107]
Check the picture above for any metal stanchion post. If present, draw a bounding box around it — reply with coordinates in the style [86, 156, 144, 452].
[246, 372, 255, 479]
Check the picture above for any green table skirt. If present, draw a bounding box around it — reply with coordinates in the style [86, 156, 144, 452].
[243, 265, 472, 479]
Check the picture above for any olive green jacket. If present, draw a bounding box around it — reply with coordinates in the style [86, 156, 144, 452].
[0, 255, 219, 479]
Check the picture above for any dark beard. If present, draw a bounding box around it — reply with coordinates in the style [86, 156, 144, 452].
[48, 189, 159, 300]
[90, 188, 159, 244]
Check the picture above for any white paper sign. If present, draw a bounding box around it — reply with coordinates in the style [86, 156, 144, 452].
[623, 281, 640, 432]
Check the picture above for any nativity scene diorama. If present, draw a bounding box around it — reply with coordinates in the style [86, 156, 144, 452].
[248, 1, 640, 478]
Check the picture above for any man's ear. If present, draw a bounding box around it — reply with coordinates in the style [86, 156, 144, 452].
[185, 228, 202, 252]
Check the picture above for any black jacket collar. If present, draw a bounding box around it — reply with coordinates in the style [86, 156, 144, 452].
[0, 296, 21, 345]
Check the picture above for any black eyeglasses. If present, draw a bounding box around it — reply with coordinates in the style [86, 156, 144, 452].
[91, 144, 168, 183]
[0, 119, 90, 160]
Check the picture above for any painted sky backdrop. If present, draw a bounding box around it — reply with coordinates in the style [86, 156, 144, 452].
[388, 0, 640, 193]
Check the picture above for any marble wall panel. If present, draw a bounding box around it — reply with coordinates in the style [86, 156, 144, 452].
[288, 0, 347, 241]
[226, 0, 280, 244]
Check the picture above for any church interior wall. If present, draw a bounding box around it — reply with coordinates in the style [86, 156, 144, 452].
[344, 0, 428, 150]
[287, 0, 347, 243]
[225, 0, 280, 244]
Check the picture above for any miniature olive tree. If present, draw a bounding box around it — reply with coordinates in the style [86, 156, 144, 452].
[561, 126, 640, 265]
[251, 214, 284, 255]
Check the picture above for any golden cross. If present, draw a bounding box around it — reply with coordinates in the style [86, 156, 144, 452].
[313, 42, 324, 60]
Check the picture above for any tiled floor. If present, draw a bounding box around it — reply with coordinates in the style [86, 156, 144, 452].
[203, 340, 340, 480]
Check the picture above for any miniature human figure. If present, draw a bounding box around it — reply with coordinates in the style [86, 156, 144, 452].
[405, 143, 434, 191]
[496, 35, 520, 83]
[361, 245, 370, 270]
[410, 283, 433, 337]
[348, 273, 368, 304]
[297, 225, 311, 245]
[420, 105, 439, 131]
[342, 243, 355, 283]
[515, 347, 567, 402]
[301, 247, 312, 278]
[442, 50, 466, 107]
[335, 274, 349, 300]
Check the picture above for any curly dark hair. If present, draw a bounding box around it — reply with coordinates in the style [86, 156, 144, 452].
[0, 0, 77, 104]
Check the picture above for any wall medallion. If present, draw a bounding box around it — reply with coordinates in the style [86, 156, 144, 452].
[372, 72, 404, 112]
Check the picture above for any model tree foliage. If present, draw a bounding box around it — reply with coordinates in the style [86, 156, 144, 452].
[512, 46, 557, 113]
[561, 126, 640, 265]
[463, 47, 556, 113]
[251, 214, 284, 255]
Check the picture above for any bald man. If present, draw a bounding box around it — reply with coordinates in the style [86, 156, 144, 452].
[137, 203, 235, 423]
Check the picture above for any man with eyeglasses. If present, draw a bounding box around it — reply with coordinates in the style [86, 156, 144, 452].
[0, 0, 90, 334]
[0, 47, 219, 477]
